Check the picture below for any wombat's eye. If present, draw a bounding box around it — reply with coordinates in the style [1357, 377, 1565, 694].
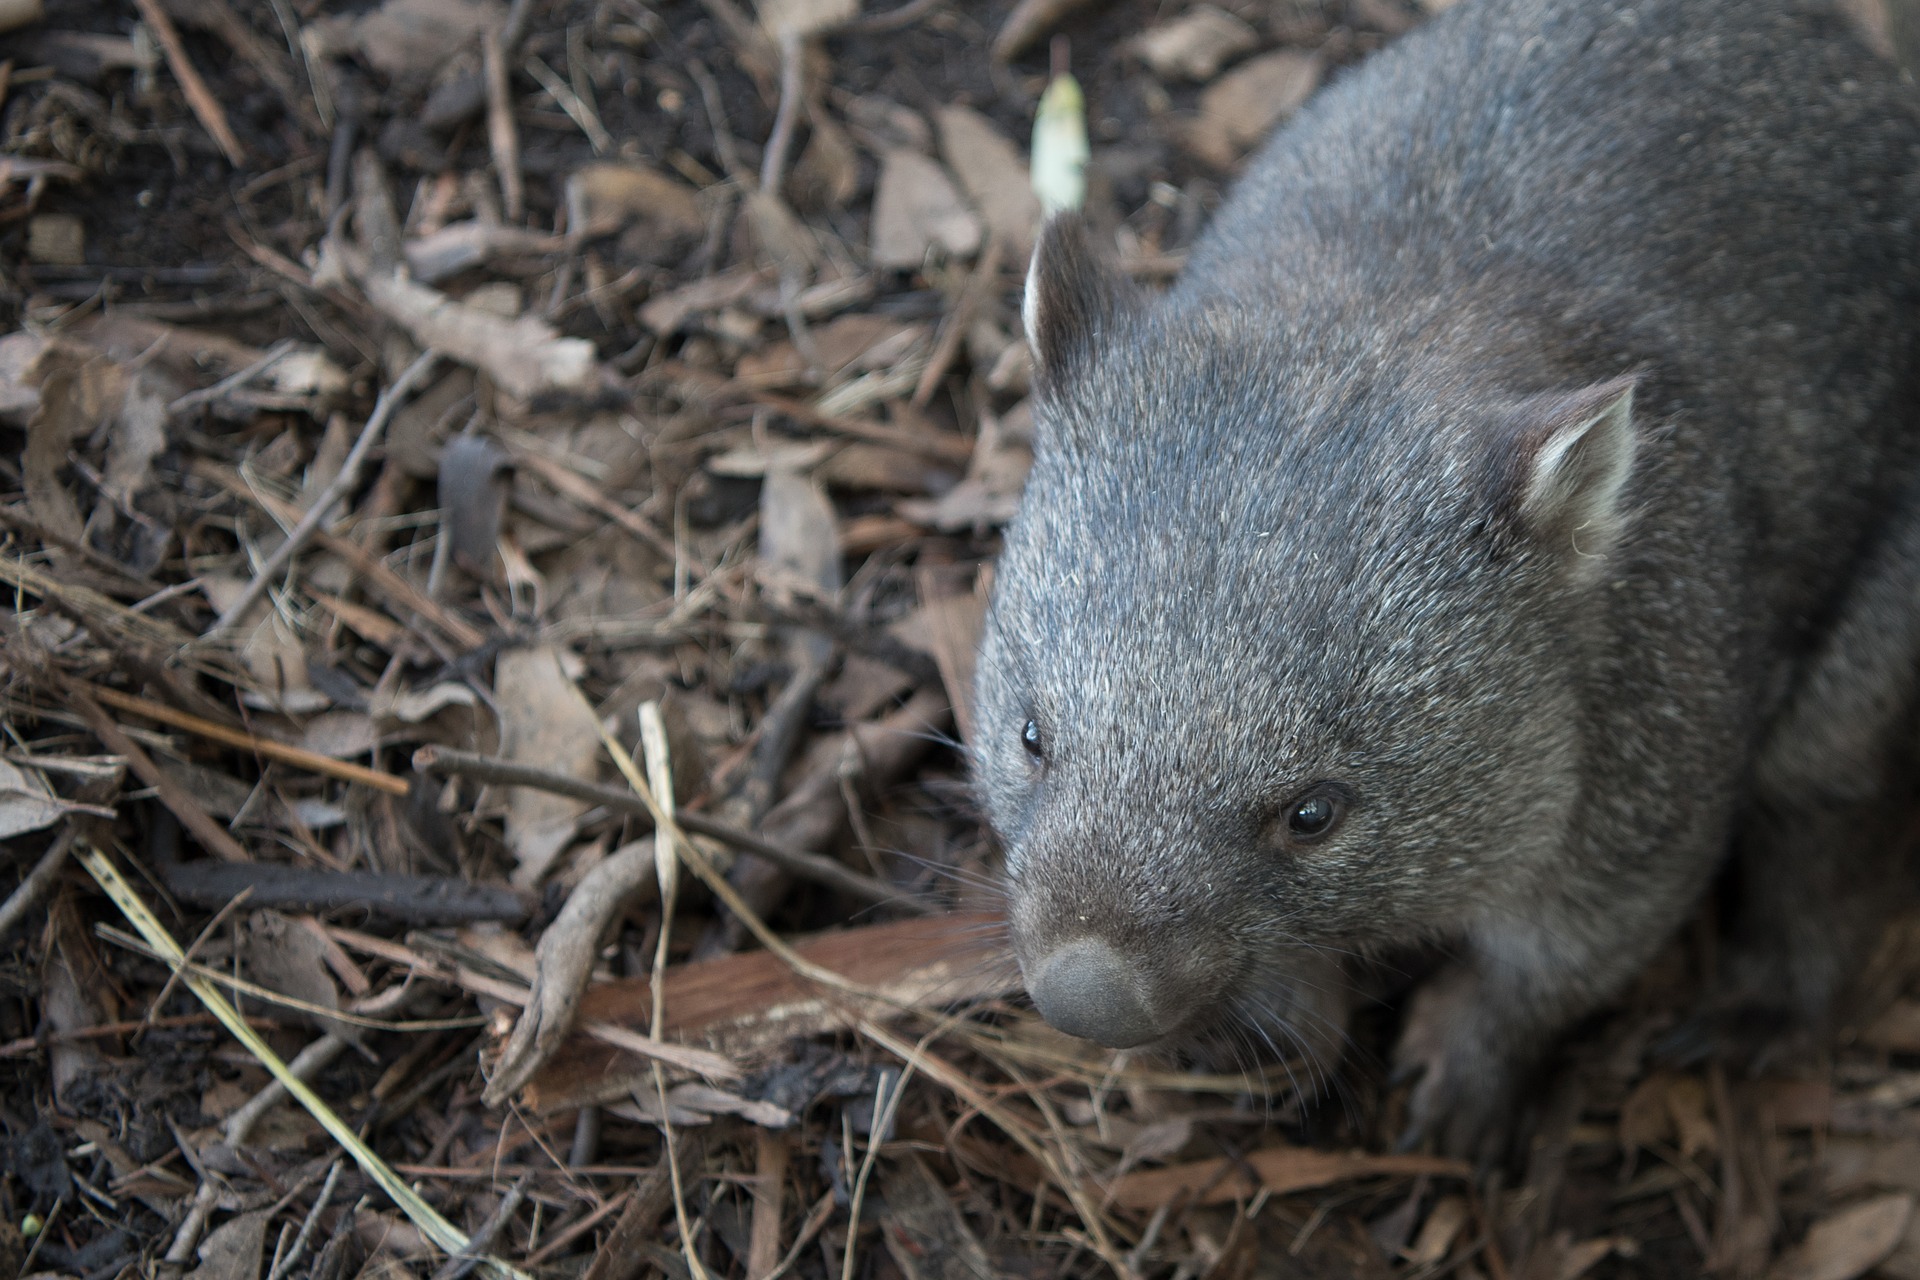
[1285, 789, 1342, 840]
[1021, 719, 1045, 760]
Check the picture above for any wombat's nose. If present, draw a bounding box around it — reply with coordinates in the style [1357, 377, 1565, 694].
[1028, 939, 1161, 1048]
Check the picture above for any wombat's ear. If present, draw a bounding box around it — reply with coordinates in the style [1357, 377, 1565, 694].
[1023, 214, 1142, 381]
[1504, 375, 1638, 564]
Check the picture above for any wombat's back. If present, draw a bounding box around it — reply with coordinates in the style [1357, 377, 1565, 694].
[1176, 0, 1920, 600]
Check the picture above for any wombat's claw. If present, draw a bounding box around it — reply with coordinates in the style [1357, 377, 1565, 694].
[1652, 1001, 1802, 1072]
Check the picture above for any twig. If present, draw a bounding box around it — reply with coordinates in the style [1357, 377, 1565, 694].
[0, 826, 76, 941]
[484, 27, 524, 221]
[264, 1161, 341, 1280]
[411, 745, 936, 913]
[756, 586, 942, 686]
[71, 690, 252, 863]
[130, 0, 247, 165]
[0, 1014, 284, 1058]
[77, 681, 411, 797]
[686, 59, 745, 181]
[577, 1136, 697, 1280]
[751, 392, 975, 463]
[913, 235, 1004, 408]
[159, 859, 530, 925]
[168, 339, 298, 419]
[212, 350, 439, 634]
[142, 886, 256, 1041]
[840, 1064, 916, 1280]
[525, 56, 613, 154]
[761, 33, 806, 196]
[430, 1175, 529, 1280]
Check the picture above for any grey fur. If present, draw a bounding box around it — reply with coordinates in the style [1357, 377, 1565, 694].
[973, 0, 1920, 1157]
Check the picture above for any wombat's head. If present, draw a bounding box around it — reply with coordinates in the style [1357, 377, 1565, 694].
[973, 217, 1639, 1052]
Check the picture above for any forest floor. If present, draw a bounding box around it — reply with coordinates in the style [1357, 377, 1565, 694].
[5, 0, 1920, 1278]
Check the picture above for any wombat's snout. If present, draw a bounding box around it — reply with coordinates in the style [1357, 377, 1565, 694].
[1026, 938, 1164, 1048]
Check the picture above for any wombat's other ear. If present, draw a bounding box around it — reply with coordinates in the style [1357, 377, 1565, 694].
[1023, 214, 1142, 380]
[1506, 375, 1638, 564]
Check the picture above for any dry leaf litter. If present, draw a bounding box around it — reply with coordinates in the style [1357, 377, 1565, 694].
[3, 2, 1920, 1279]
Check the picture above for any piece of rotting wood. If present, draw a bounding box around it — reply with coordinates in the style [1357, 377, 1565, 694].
[521, 910, 1012, 1110]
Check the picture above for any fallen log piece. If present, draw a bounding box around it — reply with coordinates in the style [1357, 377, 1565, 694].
[520, 909, 1013, 1111]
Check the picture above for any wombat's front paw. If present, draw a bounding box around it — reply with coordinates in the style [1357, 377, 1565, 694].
[1392, 966, 1521, 1165]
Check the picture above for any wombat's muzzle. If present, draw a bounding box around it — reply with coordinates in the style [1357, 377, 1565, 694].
[1025, 937, 1165, 1048]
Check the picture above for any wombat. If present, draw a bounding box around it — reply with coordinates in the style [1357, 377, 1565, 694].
[972, 0, 1920, 1157]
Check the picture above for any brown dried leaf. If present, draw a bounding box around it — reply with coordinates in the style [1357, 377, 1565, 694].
[199, 576, 327, 713]
[1861, 998, 1920, 1051]
[870, 149, 982, 270]
[27, 213, 84, 265]
[1770, 1194, 1914, 1280]
[759, 466, 843, 601]
[1184, 50, 1322, 168]
[496, 645, 601, 888]
[309, 0, 505, 87]
[878, 1153, 995, 1280]
[1666, 1073, 1717, 1159]
[1104, 1145, 1466, 1211]
[1618, 1071, 1674, 1152]
[243, 910, 357, 1042]
[335, 257, 597, 399]
[992, 0, 1107, 61]
[1128, 6, 1259, 81]
[1826, 1139, 1920, 1196]
[23, 365, 90, 560]
[793, 101, 860, 210]
[184, 1209, 270, 1280]
[0, 332, 47, 422]
[404, 222, 566, 283]
[745, 187, 821, 279]
[566, 162, 705, 238]
[0, 758, 74, 839]
[101, 374, 167, 508]
[937, 105, 1041, 258]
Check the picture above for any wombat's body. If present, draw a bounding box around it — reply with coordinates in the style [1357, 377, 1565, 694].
[974, 0, 1920, 1155]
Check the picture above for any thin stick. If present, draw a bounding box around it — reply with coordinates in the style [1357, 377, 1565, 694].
[760, 33, 806, 195]
[263, 1160, 341, 1280]
[412, 746, 933, 912]
[484, 26, 524, 221]
[212, 350, 439, 634]
[913, 235, 1004, 408]
[72, 691, 252, 863]
[840, 1061, 918, 1280]
[79, 682, 411, 796]
[0, 826, 76, 940]
[0, 1014, 284, 1057]
[168, 339, 298, 419]
[130, 0, 247, 165]
[141, 886, 255, 1039]
[429, 1174, 528, 1280]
